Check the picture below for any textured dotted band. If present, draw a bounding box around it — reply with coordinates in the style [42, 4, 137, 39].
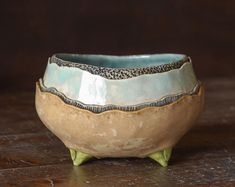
[50, 55, 190, 80]
[39, 79, 200, 113]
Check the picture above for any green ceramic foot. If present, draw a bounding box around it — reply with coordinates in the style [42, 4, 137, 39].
[69, 148, 93, 166]
[148, 148, 172, 167]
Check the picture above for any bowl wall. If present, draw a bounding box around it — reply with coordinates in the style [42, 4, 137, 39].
[43, 56, 197, 106]
[35, 83, 204, 158]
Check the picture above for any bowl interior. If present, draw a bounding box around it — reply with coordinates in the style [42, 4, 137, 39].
[54, 53, 186, 69]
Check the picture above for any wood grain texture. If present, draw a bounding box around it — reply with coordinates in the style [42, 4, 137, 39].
[0, 78, 234, 186]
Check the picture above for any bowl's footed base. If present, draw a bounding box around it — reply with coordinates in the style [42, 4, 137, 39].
[69, 148, 93, 166]
[148, 148, 172, 167]
[69, 148, 172, 167]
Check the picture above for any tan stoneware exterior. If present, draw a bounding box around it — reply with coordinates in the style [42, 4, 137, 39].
[35, 82, 204, 158]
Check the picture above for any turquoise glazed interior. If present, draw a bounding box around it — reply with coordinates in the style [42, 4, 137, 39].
[55, 53, 186, 68]
[42, 53, 197, 107]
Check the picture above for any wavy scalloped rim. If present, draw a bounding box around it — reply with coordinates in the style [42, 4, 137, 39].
[38, 79, 200, 113]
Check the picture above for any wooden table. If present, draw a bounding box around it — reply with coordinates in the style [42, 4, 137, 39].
[0, 78, 234, 186]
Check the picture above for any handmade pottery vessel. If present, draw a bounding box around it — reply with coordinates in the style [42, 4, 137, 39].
[35, 53, 204, 167]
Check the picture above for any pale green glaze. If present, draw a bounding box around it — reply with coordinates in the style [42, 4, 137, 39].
[43, 61, 197, 106]
[148, 148, 172, 167]
[69, 149, 93, 166]
[69, 147, 172, 167]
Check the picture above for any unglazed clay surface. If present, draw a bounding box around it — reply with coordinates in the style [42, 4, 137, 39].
[35, 83, 204, 158]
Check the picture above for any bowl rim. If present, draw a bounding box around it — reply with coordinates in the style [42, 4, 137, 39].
[49, 53, 191, 80]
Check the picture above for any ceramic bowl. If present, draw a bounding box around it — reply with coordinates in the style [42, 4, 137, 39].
[35, 53, 204, 167]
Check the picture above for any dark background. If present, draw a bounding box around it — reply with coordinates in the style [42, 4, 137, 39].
[1, 0, 234, 91]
